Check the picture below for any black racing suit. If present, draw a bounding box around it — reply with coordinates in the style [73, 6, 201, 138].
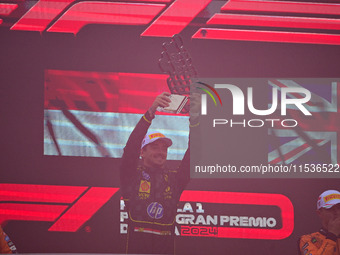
[120, 111, 190, 254]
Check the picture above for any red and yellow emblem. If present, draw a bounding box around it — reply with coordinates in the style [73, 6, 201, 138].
[139, 180, 151, 193]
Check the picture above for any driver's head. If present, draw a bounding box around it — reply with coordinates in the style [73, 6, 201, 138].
[140, 131, 172, 168]
[316, 190, 340, 229]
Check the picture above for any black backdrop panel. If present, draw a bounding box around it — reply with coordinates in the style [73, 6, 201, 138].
[1, 11, 340, 255]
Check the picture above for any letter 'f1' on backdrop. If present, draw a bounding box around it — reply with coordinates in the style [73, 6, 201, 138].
[0, 0, 339, 254]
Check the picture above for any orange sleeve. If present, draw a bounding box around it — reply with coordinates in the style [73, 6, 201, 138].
[299, 234, 338, 255]
[0, 227, 12, 254]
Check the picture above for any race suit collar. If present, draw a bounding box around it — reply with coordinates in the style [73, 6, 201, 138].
[319, 228, 340, 238]
[139, 164, 166, 173]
